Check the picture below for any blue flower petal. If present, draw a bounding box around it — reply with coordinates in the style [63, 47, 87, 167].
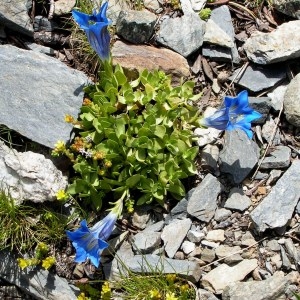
[202, 90, 261, 139]
[72, 1, 111, 60]
[86, 24, 110, 60]
[72, 10, 91, 30]
[66, 211, 117, 267]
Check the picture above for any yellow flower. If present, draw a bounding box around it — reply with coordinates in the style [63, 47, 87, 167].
[54, 140, 66, 152]
[104, 160, 112, 168]
[149, 289, 161, 299]
[41, 256, 56, 270]
[165, 292, 178, 300]
[166, 274, 177, 283]
[17, 258, 29, 270]
[100, 281, 111, 300]
[56, 190, 68, 201]
[77, 292, 90, 300]
[64, 114, 75, 123]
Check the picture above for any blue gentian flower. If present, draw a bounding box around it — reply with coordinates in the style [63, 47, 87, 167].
[201, 90, 262, 138]
[72, 1, 111, 60]
[66, 210, 117, 267]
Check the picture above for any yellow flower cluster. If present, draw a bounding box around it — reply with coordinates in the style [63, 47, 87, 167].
[56, 189, 69, 201]
[42, 256, 56, 270]
[100, 281, 111, 300]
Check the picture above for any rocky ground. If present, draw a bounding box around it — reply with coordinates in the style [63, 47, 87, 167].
[0, 0, 300, 299]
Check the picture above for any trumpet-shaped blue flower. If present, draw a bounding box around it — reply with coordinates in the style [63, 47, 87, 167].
[201, 90, 262, 138]
[72, 1, 111, 60]
[66, 210, 117, 267]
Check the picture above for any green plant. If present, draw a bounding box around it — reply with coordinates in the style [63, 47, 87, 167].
[0, 190, 74, 251]
[17, 242, 56, 270]
[199, 8, 211, 21]
[114, 260, 196, 300]
[54, 63, 201, 211]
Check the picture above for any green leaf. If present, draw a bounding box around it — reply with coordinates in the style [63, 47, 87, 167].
[115, 70, 127, 86]
[126, 174, 141, 188]
[183, 146, 199, 160]
[137, 193, 152, 205]
[168, 179, 186, 197]
[67, 179, 89, 194]
[135, 148, 146, 162]
[154, 125, 166, 139]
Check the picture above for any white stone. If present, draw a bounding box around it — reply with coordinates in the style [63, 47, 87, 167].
[206, 230, 225, 242]
[187, 230, 205, 243]
[244, 20, 300, 64]
[182, 241, 196, 254]
[0, 141, 67, 205]
[202, 259, 258, 293]
[161, 218, 192, 258]
[204, 19, 234, 48]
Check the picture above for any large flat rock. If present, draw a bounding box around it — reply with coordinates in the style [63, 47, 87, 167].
[0, 45, 89, 148]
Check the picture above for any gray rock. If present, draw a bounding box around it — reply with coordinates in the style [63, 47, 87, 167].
[248, 97, 272, 124]
[187, 230, 205, 243]
[267, 83, 288, 111]
[143, 220, 164, 233]
[203, 19, 234, 48]
[273, 0, 300, 18]
[284, 72, 300, 127]
[200, 144, 219, 174]
[179, 0, 194, 14]
[197, 288, 219, 300]
[24, 42, 56, 56]
[0, 0, 33, 36]
[206, 230, 225, 242]
[201, 248, 216, 263]
[132, 231, 161, 254]
[131, 206, 151, 230]
[53, 0, 76, 16]
[187, 174, 222, 222]
[191, 0, 206, 11]
[144, 0, 160, 11]
[106, 0, 131, 25]
[215, 245, 243, 264]
[266, 240, 281, 252]
[202, 5, 240, 63]
[0, 141, 67, 205]
[284, 238, 299, 266]
[34, 16, 60, 32]
[224, 188, 252, 212]
[0, 45, 89, 149]
[128, 254, 201, 283]
[244, 20, 300, 64]
[164, 198, 188, 224]
[222, 271, 290, 300]
[201, 259, 258, 294]
[260, 146, 291, 169]
[231, 64, 287, 92]
[156, 13, 205, 57]
[161, 218, 192, 258]
[214, 208, 231, 222]
[0, 250, 79, 300]
[280, 246, 291, 270]
[181, 241, 196, 254]
[219, 130, 260, 184]
[116, 10, 157, 44]
[262, 117, 281, 145]
[195, 126, 221, 147]
[250, 160, 300, 232]
[104, 241, 134, 281]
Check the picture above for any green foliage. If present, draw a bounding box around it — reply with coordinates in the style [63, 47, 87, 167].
[199, 8, 212, 21]
[59, 64, 201, 211]
[115, 270, 195, 300]
[17, 242, 56, 270]
[0, 190, 73, 251]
